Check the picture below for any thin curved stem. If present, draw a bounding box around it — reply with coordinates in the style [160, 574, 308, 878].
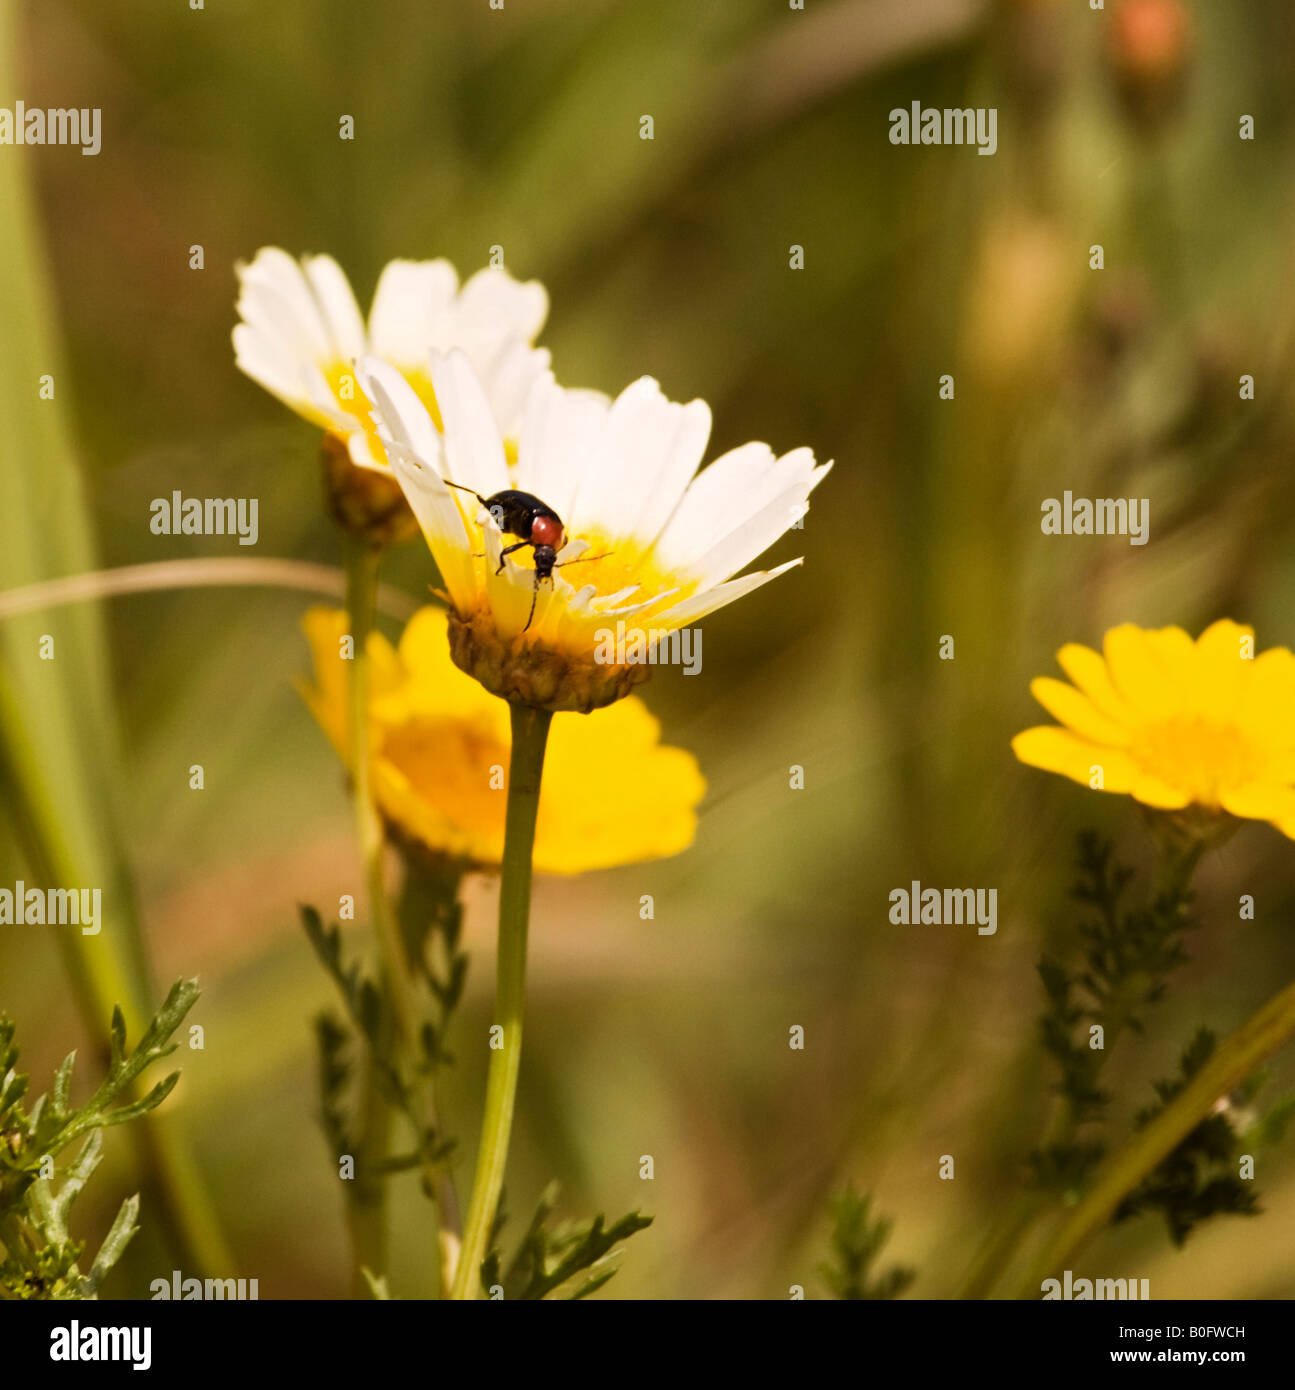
[451, 703, 552, 1301]
[1015, 973, 1295, 1297]
[0, 558, 419, 621]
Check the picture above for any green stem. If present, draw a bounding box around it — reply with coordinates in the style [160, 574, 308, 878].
[1015, 973, 1295, 1298]
[958, 1190, 1046, 1300]
[341, 537, 461, 1296]
[451, 702, 552, 1301]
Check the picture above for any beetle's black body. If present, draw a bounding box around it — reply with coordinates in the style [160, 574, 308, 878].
[443, 482, 565, 576]
[477, 489, 562, 550]
[442, 478, 601, 632]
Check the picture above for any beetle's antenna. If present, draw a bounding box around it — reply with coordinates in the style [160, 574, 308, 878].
[441, 477, 488, 505]
[521, 574, 541, 634]
[555, 551, 613, 568]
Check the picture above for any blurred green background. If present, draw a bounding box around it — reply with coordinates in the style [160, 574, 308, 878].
[3, 0, 1295, 1298]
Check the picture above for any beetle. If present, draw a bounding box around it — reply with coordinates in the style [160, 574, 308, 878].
[441, 480, 606, 632]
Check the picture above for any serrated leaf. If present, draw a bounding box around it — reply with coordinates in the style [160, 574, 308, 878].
[50, 1051, 76, 1119]
[0, 1069, 28, 1112]
[98, 1072, 181, 1127]
[84, 1194, 141, 1295]
[566, 1269, 617, 1300]
[108, 1007, 127, 1072]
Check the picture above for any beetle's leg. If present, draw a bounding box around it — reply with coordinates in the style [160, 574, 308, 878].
[495, 540, 532, 576]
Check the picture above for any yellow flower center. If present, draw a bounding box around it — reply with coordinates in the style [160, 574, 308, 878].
[464, 519, 700, 617]
[1130, 717, 1259, 805]
[379, 716, 505, 833]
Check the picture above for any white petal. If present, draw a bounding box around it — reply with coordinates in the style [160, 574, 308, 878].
[651, 558, 803, 628]
[487, 339, 553, 440]
[681, 481, 818, 589]
[301, 362, 355, 431]
[367, 259, 460, 367]
[236, 248, 332, 363]
[486, 557, 544, 638]
[302, 254, 368, 361]
[232, 323, 315, 415]
[592, 587, 683, 620]
[346, 430, 389, 473]
[536, 580, 596, 646]
[359, 358, 477, 606]
[652, 445, 830, 571]
[515, 375, 608, 524]
[589, 585, 641, 609]
[428, 350, 512, 499]
[455, 267, 549, 347]
[566, 378, 711, 543]
[358, 355, 441, 462]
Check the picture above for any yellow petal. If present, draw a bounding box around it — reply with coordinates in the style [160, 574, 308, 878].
[376, 605, 508, 733]
[1238, 646, 1295, 749]
[536, 699, 706, 872]
[1056, 642, 1136, 724]
[1130, 771, 1192, 810]
[1029, 677, 1131, 747]
[1220, 781, 1295, 823]
[1144, 625, 1196, 683]
[1270, 815, 1295, 843]
[298, 606, 401, 765]
[1103, 623, 1186, 719]
[1011, 727, 1139, 791]
[1192, 619, 1254, 714]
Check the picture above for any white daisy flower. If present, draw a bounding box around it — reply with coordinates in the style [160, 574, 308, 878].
[232, 247, 550, 473]
[357, 350, 832, 712]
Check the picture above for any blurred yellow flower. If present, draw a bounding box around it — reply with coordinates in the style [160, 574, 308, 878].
[299, 605, 706, 873]
[1012, 620, 1295, 840]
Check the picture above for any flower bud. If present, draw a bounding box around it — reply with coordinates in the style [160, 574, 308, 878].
[321, 433, 419, 547]
[1106, 0, 1192, 129]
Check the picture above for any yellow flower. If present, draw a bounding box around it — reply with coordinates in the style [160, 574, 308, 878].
[356, 353, 831, 711]
[232, 248, 550, 472]
[299, 605, 706, 873]
[1012, 620, 1295, 839]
